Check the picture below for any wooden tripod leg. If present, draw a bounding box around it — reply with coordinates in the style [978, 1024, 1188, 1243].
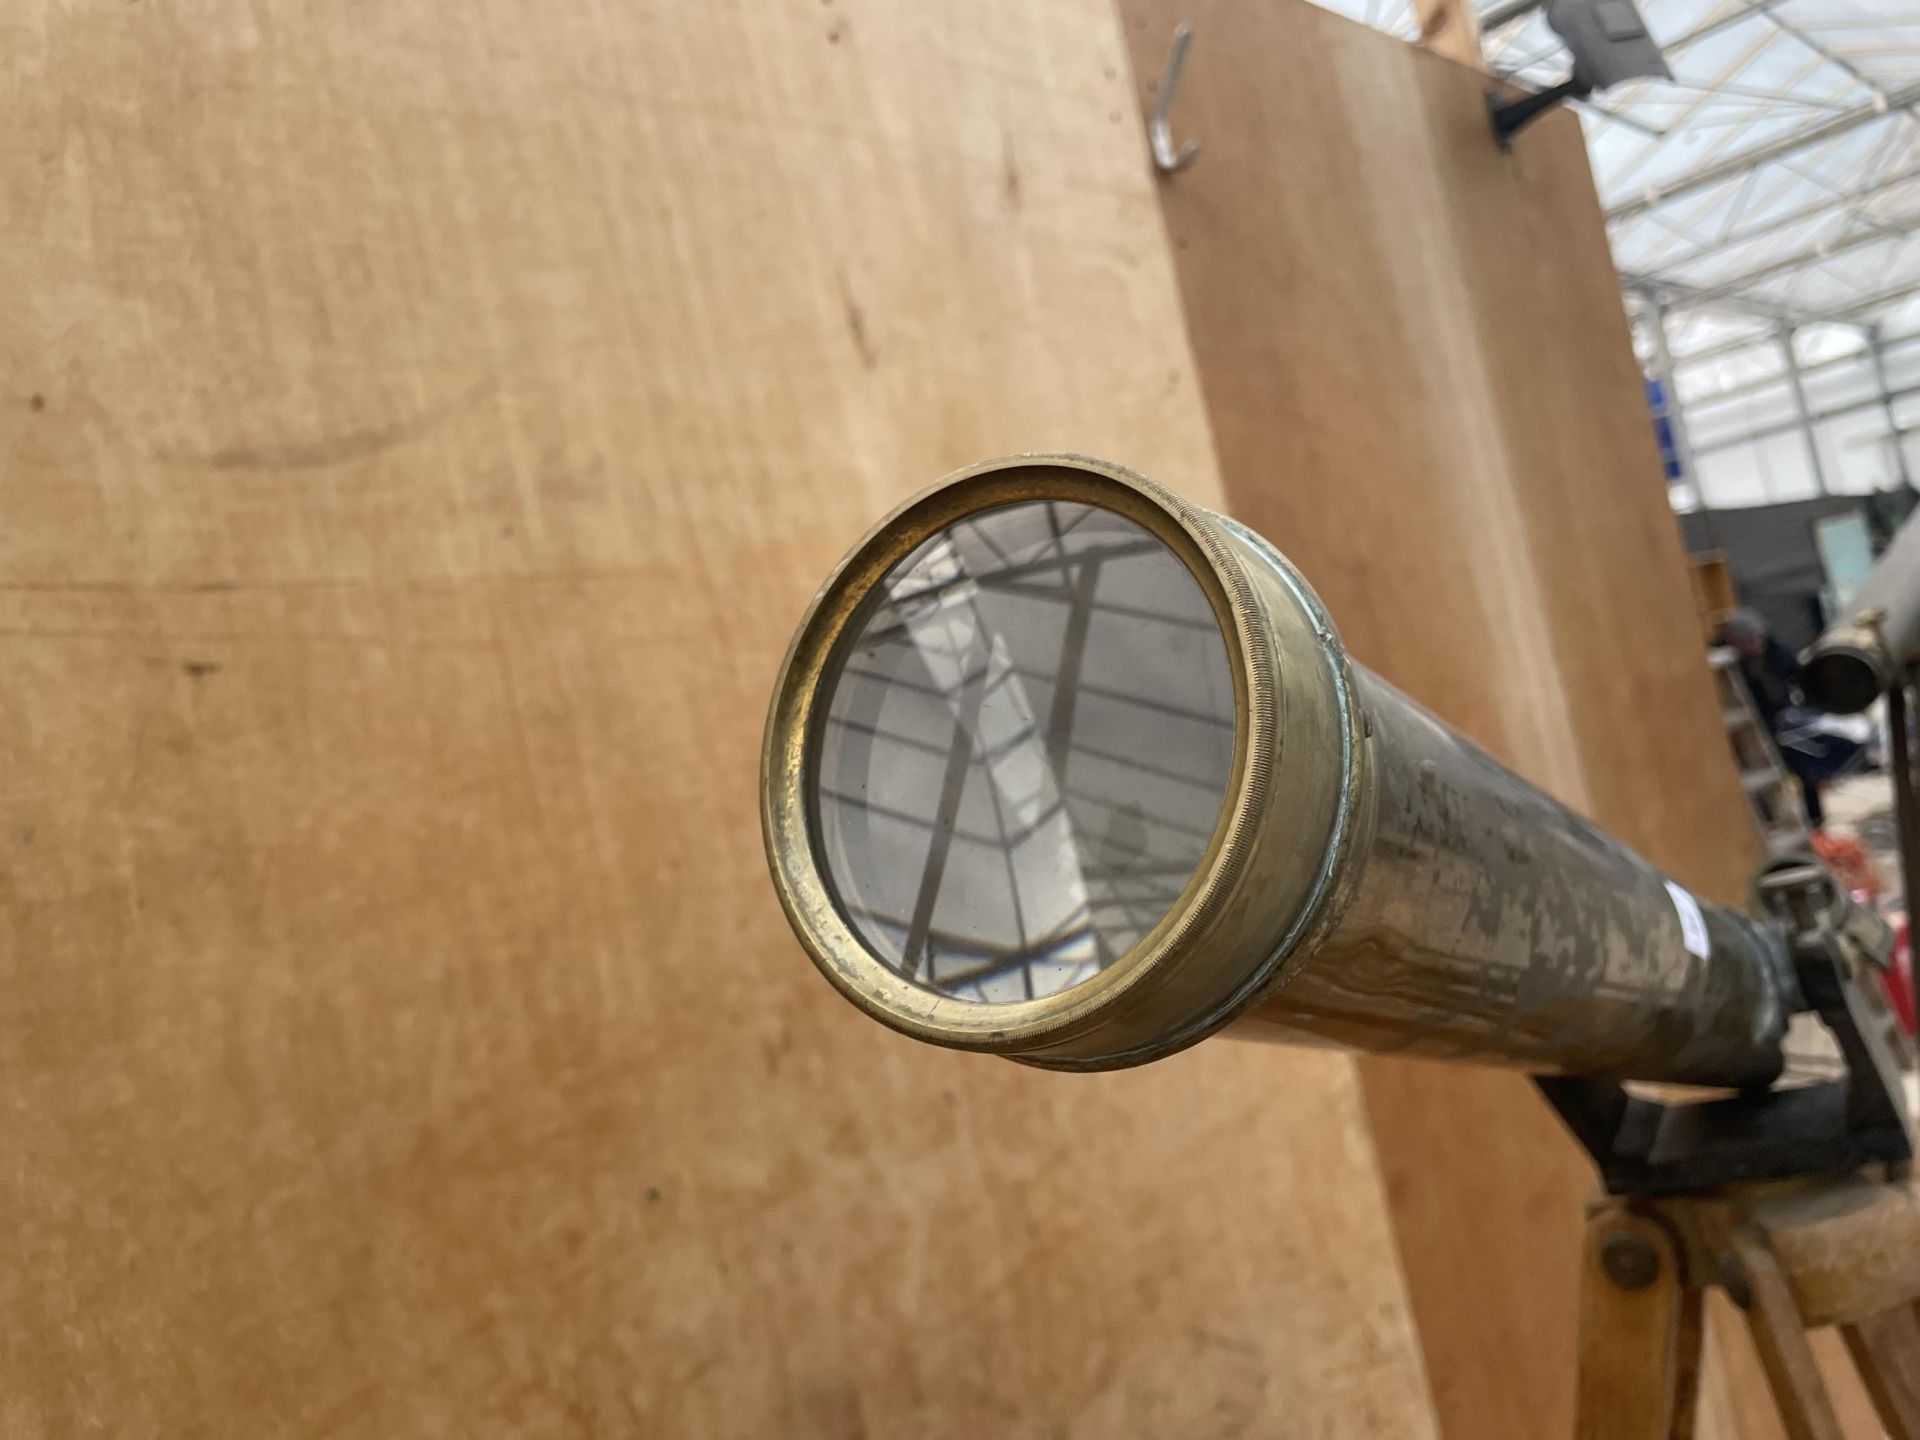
[1576, 1208, 1692, 1440]
[1725, 1226, 1845, 1440]
[1841, 1303, 1920, 1440]
[1668, 1284, 1704, 1440]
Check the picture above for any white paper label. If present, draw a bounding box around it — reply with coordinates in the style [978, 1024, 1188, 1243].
[1664, 879, 1710, 959]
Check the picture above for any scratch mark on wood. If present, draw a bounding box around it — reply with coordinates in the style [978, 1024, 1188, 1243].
[158, 376, 497, 474]
[839, 275, 877, 370]
[0, 627, 493, 652]
[0, 558, 711, 597]
[1191, 1325, 1260, 1356]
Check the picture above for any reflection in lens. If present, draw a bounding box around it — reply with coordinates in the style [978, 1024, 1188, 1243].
[811, 500, 1236, 1004]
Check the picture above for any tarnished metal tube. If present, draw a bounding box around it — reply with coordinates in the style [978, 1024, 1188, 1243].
[762, 455, 1793, 1086]
[1215, 522, 1790, 1085]
[1804, 505, 1920, 712]
[1239, 650, 1791, 1083]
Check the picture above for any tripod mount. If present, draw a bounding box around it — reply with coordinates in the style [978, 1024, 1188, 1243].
[1540, 860, 1919, 1438]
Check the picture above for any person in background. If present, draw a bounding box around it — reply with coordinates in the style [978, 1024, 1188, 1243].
[1723, 608, 1862, 828]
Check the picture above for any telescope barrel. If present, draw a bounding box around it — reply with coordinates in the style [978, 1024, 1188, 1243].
[1804, 505, 1920, 713]
[762, 456, 1793, 1086]
[1265, 659, 1790, 1084]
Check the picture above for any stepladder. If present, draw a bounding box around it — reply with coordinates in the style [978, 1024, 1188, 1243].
[1709, 644, 1809, 854]
[1720, 645, 1804, 856]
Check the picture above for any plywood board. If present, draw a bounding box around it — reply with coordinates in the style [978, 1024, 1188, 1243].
[0, 1, 1438, 1435]
[1114, 2, 1872, 1436]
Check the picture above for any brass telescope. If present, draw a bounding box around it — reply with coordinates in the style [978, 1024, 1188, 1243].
[761, 454, 1796, 1088]
[760, 455, 1920, 1434]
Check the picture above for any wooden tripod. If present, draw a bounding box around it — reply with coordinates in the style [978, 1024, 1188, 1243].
[1577, 1172, 1920, 1439]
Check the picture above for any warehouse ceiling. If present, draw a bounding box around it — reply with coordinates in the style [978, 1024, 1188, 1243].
[1311, 0, 1920, 373]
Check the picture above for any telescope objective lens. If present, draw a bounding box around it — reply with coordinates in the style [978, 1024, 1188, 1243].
[809, 499, 1236, 1004]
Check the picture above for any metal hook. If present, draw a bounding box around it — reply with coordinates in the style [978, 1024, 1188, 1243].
[1149, 23, 1199, 175]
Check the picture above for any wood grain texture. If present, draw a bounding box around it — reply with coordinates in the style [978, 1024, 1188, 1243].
[1731, 1228, 1848, 1440]
[1841, 1306, 1920, 1438]
[0, 2, 1440, 1436]
[1752, 1178, 1920, 1328]
[1574, 1212, 1691, 1439]
[1113, 1, 1847, 1437]
[1412, 0, 1483, 67]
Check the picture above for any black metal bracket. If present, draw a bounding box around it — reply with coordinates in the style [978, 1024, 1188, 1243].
[1889, 671, 1920, 928]
[1538, 939, 1913, 1197]
[1487, 76, 1592, 151]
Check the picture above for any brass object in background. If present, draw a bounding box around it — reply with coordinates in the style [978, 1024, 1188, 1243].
[761, 454, 1794, 1085]
[1804, 492, 1920, 713]
[1804, 605, 1895, 716]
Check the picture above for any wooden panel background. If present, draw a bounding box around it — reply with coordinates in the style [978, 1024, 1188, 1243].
[1117, 2, 1880, 1437]
[0, 1, 1441, 1436]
